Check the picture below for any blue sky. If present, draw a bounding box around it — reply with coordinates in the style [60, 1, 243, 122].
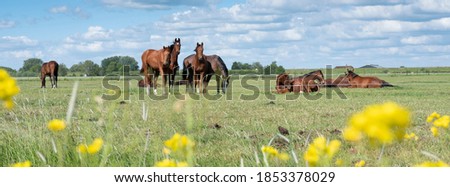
[1, 0, 450, 70]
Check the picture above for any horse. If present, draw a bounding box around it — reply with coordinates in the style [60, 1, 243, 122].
[344, 69, 394, 88]
[275, 73, 292, 94]
[183, 54, 229, 94]
[41, 61, 59, 88]
[291, 70, 325, 93]
[324, 75, 351, 87]
[138, 76, 153, 87]
[184, 42, 212, 93]
[140, 45, 172, 95]
[151, 38, 181, 93]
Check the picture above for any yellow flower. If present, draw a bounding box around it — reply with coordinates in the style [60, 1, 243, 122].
[47, 119, 66, 132]
[415, 161, 449, 167]
[164, 133, 194, 158]
[163, 147, 171, 155]
[404, 133, 418, 141]
[11, 160, 31, 167]
[433, 115, 449, 128]
[335, 159, 343, 166]
[77, 138, 104, 154]
[304, 137, 341, 167]
[430, 127, 439, 137]
[427, 112, 441, 123]
[355, 160, 366, 167]
[261, 145, 290, 161]
[343, 102, 410, 145]
[0, 69, 20, 109]
[154, 159, 189, 167]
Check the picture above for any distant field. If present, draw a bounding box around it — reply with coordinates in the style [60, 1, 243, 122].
[1, 70, 449, 167]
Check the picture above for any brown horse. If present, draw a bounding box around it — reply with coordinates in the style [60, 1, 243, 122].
[344, 69, 393, 88]
[140, 45, 171, 95]
[41, 61, 59, 88]
[324, 75, 351, 87]
[151, 38, 181, 93]
[291, 70, 325, 93]
[188, 42, 212, 93]
[183, 54, 229, 93]
[275, 73, 292, 93]
[138, 76, 153, 87]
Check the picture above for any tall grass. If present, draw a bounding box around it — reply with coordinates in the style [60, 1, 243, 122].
[1, 73, 449, 166]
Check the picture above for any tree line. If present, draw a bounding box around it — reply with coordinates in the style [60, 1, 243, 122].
[4, 56, 139, 77]
[231, 61, 285, 75]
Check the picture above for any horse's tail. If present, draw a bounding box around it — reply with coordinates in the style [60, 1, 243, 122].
[382, 80, 394, 87]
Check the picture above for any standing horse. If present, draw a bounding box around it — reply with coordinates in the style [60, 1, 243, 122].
[344, 69, 393, 88]
[41, 61, 59, 88]
[291, 70, 325, 93]
[186, 42, 212, 93]
[151, 38, 181, 93]
[183, 54, 229, 93]
[140, 45, 171, 95]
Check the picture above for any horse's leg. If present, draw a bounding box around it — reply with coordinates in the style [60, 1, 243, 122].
[41, 74, 45, 88]
[159, 67, 166, 95]
[200, 73, 204, 94]
[215, 74, 220, 94]
[54, 74, 57, 88]
[143, 65, 150, 95]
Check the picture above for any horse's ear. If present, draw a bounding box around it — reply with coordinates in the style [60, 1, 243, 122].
[197, 42, 200, 46]
[201, 42, 203, 46]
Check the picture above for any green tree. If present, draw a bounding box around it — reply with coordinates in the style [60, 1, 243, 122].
[252, 62, 263, 74]
[231, 61, 242, 70]
[264, 61, 285, 75]
[83, 60, 101, 76]
[19, 58, 43, 73]
[0, 66, 17, 76]
[59, 63, 69, 76]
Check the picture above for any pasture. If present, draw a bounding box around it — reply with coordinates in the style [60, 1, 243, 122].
[1, 71, 449, 167]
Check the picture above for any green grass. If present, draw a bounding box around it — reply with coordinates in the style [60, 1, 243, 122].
[1, 72, 449, 167]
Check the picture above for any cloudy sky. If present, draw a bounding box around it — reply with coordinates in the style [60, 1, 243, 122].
[1, 0, 450, 70]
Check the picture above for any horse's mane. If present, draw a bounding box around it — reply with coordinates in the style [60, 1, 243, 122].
[213, 55, 229, 77]
[304, 70, 322, 77]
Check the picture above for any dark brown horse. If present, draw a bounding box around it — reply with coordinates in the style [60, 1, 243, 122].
[291, 70, 325, 93]
[187, 42, 212, 93]
[344, 69, 393, 88]
[275, 73, 292, 94]
[140, 45, 171, 95]
[151, 38, 181, 93]
[183, 54, 229, 93]
[41, 61, 59, 88]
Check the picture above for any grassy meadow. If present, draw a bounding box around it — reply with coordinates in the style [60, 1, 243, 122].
[1, 70, 449, 167]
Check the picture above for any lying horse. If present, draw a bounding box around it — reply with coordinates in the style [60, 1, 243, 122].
[324, 75, 351, 87]
[41, 61, 59, 88]
[344, 69, 393, 88]
[291, 70, 325, 93]
[275, 73, 291, 93]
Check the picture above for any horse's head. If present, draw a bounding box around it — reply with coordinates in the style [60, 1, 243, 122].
[315, 70, 325, 85]
[194, 42, 204, 61]
[169, 38, 181, 71]
[345, 69, 358, 81]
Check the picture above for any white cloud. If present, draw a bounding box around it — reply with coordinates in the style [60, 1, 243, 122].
[49, 5, 90, 19]
[83, 26, 111, 40]
[0, 36, 38, 49]
[0, 20, 15, 29]
[50, 6, 69, 13]
[401, 35, 441, 45]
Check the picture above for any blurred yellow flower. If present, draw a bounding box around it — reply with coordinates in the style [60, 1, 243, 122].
[163, 147, 171, 155]
[304, 137, 341, 167]
[47, 119, 66, 132]
[415, 161, 448, 167]
[77, 138, 104, 154]
[404, 133, 418, 141]
[426, 112, 441, 123]
[164, 133, 194, 157]
[433, 115, 449, 128]
[430, 127, 439, 137]
[343, 102, 411, 145]
[154, 159, 188, 167]
[0, 69, 20, 109]
[10, 160, 31, 167]
[355, 160, 366, 167]
[335, 159, 343, 166]
[261, 145, 290, 161]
